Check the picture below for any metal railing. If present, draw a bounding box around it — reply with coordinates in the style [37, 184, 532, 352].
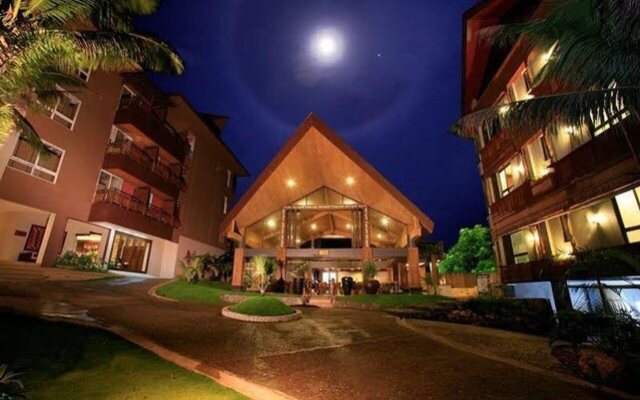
[93, 188, 180, 227]
[106, 140, 181, 188]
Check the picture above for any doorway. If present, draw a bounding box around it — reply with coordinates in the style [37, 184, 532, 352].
[108, 231, 152, 273]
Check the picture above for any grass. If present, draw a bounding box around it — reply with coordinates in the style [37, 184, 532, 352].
[335, 293, 451, 307]
[155, 280, 293, 305]
[229, 297, 296, 316]
[0, 313, 246, 400]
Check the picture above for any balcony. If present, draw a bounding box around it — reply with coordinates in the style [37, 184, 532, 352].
[480, 127, 537, 176]
[490, 180, 533, 216]
[89, 189, 179, 240]
[114, 98, 190, 163]
[500, 259, 571, 284]
[103, 141, 182, 198]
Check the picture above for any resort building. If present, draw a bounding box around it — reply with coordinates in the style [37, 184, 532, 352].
[460, 0, 640, 313]
[221, 113, 434, 291]
[0, 72, 246, 277]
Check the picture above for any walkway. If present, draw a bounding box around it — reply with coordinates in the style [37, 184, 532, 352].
[0, 276, 624, 400]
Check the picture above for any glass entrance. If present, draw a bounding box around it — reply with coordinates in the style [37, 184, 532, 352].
[108, 231, 152, 273]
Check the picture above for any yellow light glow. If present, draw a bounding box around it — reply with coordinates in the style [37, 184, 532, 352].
[563, 125, 577, 135]
[266, 219, 276, 229]
[377, 233, 383, 239]
[381, 217, 389, 226]
[542, 43, 557, 63]
[310, 223, 317, 230]
[588, 213, 605, 225]
[346, 223, 352, 229]
[345, 176, 355, 185]
[295, 238, 301, 244]
[540, 166, 554, 177]
[514, 163, 526, 175]
[286, 178, 296, 188]
[498, 105, 510, 115]
[526, 231, 540, 245]
[76, 233, 102, 242]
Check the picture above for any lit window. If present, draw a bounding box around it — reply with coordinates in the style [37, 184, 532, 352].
[51, 91, 81, 129]
[109, 125, 133, 144]
[524, 134, 552, 180]
[8, 138, 64, 183]
[77, 69, 90, 82]
[496, 156, 526, 198]
[615, 188, 640, 243]
[509, 230, 531, 264]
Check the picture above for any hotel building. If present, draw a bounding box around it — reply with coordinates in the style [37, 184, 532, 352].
[0, 72, 247, 277]
[221, 114, 434, 290]
[461, 0, 640, 312]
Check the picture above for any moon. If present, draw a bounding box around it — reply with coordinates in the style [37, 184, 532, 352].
[310, 28, 344, 65]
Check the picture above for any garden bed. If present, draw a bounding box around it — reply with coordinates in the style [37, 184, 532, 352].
[222, 297, 302, 323]
[154, 280, 294, 305]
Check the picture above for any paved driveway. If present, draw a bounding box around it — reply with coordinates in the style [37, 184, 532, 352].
[0, 277, 618, 400]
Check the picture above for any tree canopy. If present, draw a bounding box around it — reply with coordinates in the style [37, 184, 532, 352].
[439, 225, 496, 274]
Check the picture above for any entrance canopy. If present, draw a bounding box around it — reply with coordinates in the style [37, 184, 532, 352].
[221, 113, 434, 248]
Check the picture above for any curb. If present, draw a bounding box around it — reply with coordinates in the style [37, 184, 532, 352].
[2, 303, 297, 400]
[147, 279, 179, 302]
[221, 294, 304, 306]
[221, 306, 302, 323]
[396, 318, 639, 400]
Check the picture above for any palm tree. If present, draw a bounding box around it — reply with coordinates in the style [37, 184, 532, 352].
[0, 0, 183, 153]
[452, 0, 640, 140]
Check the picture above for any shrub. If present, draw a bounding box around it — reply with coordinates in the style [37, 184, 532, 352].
[363, 260, 377, 280]
[55, 251, 108, 272]
[0, 364, 25, 400]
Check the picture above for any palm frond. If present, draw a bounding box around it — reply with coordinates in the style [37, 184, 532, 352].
[452, 86, 640, 138]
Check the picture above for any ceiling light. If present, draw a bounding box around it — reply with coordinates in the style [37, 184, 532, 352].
[345, 176, 355, 185]
[311, 223, 317, 230]
[286, 178, 296, 188]
[346, 223, 352, 229]
[266, 219, 276, 228]
[377, 233, 383, 239]
[381, 217, 389, 226]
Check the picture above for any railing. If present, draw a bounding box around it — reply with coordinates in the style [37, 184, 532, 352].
[500, 259, 571, 284]
[106, 140, 181, 188]
[93, 188, 179, 227]
[116, 97, 190, 161]
[490, 180, 533, 216]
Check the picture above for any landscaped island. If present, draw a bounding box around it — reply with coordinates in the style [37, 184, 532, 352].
[222, 297, 302, 322]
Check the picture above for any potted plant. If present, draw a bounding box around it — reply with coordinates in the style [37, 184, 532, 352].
[363, 260, 380, 295]
[292, 262, 310, 295]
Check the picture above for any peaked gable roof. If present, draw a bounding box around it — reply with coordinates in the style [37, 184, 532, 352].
[221, 113, 434, 236]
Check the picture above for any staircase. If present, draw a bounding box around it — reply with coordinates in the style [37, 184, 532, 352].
[308, 296, 335, 308]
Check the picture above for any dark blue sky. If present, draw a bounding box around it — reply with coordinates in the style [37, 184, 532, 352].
[138, 0, 485, 247]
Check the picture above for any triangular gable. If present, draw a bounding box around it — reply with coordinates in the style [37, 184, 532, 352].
[221, 113, 434, 236]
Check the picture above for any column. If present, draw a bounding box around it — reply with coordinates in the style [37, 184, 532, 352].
[407, 247, 420, 291]
[231, 247, 245, 289]
[430, 253, 439, 286]
[276, 247, 286, 280]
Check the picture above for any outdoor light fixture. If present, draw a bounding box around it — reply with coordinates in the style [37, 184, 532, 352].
[589, 213, 605, 225]
[526, 231, 540, 245]
[345, 176, 355, 185]
[311, 223, 317, 230]
[381, 217, 389, 226]
[346, 223, 352, 229]
[295, 238, 301, 244]
[266, 218, 276, 229]
[286, 178, 296, 187]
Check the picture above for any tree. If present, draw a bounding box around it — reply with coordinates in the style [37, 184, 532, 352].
[452, 0, 640, 141]
[251, 255, 276, 296]
[0, 0, 183, 152]
[439, 225, 496, 274]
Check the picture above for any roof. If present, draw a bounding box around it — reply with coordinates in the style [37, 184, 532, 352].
[168, 94, 249, 176]
[221, 113, 434, 235]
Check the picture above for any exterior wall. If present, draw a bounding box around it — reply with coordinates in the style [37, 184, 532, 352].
[167, 96, 246, 250]
[0, 209, 50, 263]
[0, 71, 123, 267]
[0, 132, 19, 180]
[174, 234, 225, 276]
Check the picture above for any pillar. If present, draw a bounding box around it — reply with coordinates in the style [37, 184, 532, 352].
[40, 212, 60, 267]
[231, 247, 245, 288]
[276, 247, 286, 280]
[430, 253, 440, 286]
[407, 247, 420, 290]
[361, 247, 373, 262]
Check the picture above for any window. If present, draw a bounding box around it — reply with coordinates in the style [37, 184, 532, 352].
[496, 155, 526, 197]
[223, 196, 229, 214]
[119, 85, 136, 105]
[8, 137, 64, 183]
[510, 230, 532, 264]
[51, 91, 81, 129]
[507, 67, 533, 102]
[97, 170, 123, 192]
[110, 125, 132, 144]
[615, 187, 640, 243]
[77, 69, 90, 82]
[524, 134, 552, 180]
[226, 170, 233, 188]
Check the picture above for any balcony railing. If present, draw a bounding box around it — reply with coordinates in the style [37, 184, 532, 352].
[115, 97, 190, 162]
[500, 259, 571, 284]
[490, 180, 533, 216]
[93, 188, 179, 228]
[106, 140, 182, 188]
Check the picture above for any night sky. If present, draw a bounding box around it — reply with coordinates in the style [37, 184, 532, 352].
[137, 0, 485, 247]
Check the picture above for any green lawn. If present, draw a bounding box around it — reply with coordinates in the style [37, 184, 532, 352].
[335, 293, 451, 307]
[0, 313, 245, 400]
[155, 280, 293, 305]
[229, 297, 296, 316]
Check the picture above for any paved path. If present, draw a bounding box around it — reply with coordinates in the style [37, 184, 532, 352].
[0, 277, 622, 400]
